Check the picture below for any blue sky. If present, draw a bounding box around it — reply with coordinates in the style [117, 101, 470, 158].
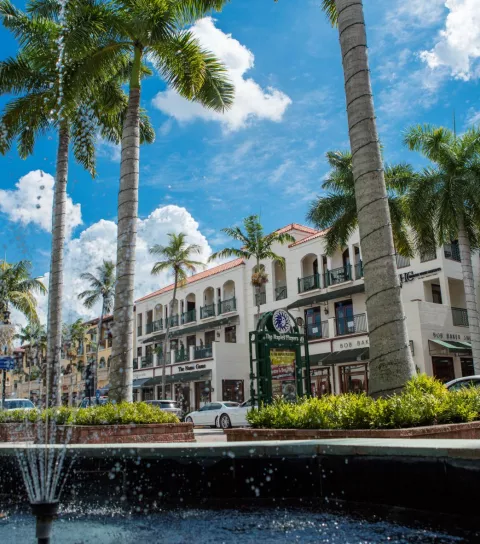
[1, 0, 480, 322]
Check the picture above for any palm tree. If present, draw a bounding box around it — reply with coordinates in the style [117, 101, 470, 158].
[78, 260, 116, 395]
[0, 0, 155, 406]
[62, 319, 89, 405]
[149, 233, 204, 400]
[74, 0, 234, 403]
[404, 124, 480, 374]
[307, 150, 418, 258]
[15, 321, 46, 399]
[0, 260, 46, 323]
[209, 215, 295, 319]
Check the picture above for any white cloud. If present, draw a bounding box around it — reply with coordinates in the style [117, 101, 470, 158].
[97, 139, 121, 162]
[420, 0, 480, 80]
[0, 170, 82, 238]
[466, 108, 480, 126]
[152, 17, 292, 131]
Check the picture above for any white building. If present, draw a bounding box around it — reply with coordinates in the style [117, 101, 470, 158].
[133, 223, 477, 409]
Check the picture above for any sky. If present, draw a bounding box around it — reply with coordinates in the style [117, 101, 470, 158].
[1, 0, 480, 326]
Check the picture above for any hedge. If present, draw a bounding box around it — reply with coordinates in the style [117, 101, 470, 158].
[0, 402, 179, 426]
[247, 375, 480, 430]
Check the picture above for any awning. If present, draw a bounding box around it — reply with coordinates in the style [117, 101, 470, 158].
[308, 347, 369, 366]
[143, 369, 212, 387]
[132, 378, 151, 388]
[429, 339, 472, 352]
[143, 316, 239, 344]
[287, 284, 365, 310]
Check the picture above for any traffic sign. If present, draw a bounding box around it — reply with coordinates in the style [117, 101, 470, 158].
[0, 357, 15, 370]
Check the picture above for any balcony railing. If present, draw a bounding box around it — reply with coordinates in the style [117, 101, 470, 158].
[133, 358, 138, 370]
[354, 261, 363, 279]
[306, 321, 329, 340]
[324, 265, 352, 287]
[298, 273, 320, 293]
[218, 297, 236, 314]
[335, 313, 368, 336]
[168, 315, 179, 327]
[444, 243, 461, 262]
[194, 346, 213, 360]
[137, 325, 142, 337]
[156, 352, 170, 366]
[146, 319, 163, 334]
[175, 350, 189, 363]
[200, 303, 215, 319]
[452, 307, 469, 327]
[145, 322, 154, 335]
[255, 291, 266, 306]
[141, 355, 153, 368]
[182, 309, 196, 325]
[275, 285, 287, 301]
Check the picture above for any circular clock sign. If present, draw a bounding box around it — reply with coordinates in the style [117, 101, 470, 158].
[272, 309, 291, 334]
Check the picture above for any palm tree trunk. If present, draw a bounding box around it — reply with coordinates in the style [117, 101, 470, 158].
[46, 121, 69, 407]
[162, 274, 178, 400]
[110, 47, 142, 404]
[335, 0, 415, 396]
[93, 302, 105, 395]
[457, 217, 480, 373]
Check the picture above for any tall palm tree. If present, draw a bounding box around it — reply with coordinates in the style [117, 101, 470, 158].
[404, 124, 480, 374]
[210, 215, 295, 319]
[78, 260, 116, 395]
[15, 321, 46, 399]
[149, 233, 204, 400]
[79, 0, 235, 403]
[307, 150, 418, 258]
[0, 0, 155, 406]
[0, 260, 46, 323]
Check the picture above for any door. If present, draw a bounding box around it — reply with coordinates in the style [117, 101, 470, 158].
[222, 380, 244, 403]
[339, 364, 368, 394]
[193, 403, 211, 424]
[205, 330, 215, 346]
[335, 301, 354, 336]
[195, 381, 212, 410]
[432, 357, 455, 383]
[311, 368, 332, 397]
[206, 402, 223, 426]
[175, 384, 191, 415]
[461, 358, 474, 377]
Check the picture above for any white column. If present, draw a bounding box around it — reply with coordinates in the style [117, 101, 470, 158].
[348, 245, 355, 280]
[189, 345, 195, 361]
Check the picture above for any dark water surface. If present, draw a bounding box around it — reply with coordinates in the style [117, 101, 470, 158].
[0, 508, 469, 543]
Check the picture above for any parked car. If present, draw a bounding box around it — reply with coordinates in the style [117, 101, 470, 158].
[445, 375, 480, 391]
[185, 401, 240, 428]
[216, 399, 256, 429]
[0, 398, 35, 411]
[144, 399, 182, 418]
[78, 396, 110, 408]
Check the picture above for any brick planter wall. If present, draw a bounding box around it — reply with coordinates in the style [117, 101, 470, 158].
[0, 422, 194, 444]
[225, 421, 480, 442]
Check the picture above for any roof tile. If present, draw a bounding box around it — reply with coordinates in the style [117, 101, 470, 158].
[289, 229, 328, 247]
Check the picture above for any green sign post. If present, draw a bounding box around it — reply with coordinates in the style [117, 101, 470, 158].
[249, 309, 311, 405]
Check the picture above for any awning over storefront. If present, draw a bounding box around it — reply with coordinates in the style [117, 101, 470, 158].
[429, 339, 472, 352]
[307, 347, 369, 367]
[143, 369, 212, 387]
[143, 317, 238, 344]
[132, 378, 151, 389]
[287, 284, 365, 310]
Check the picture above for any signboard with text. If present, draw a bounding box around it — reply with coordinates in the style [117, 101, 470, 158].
[0, 357, 15, 371]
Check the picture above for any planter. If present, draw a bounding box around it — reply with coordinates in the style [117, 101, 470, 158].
[0, 422, 194, 444]
[225, 421, 480, 442]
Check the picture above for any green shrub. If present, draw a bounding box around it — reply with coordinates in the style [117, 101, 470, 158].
[247, 374, 480, 430]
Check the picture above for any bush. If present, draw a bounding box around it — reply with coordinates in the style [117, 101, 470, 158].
[0, 402, 179, 426]
[247, 375, 480, 430]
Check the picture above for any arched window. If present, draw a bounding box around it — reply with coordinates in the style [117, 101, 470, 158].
[99, 357, 106, 369]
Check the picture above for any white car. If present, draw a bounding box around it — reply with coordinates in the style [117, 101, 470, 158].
[445, 375, 480, 391]
[185, 401, 240, 428]
[216, 399, 256, 429]
[0, 398, 35, 411]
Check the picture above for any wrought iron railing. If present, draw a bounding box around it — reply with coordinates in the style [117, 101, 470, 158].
[194, 346, 213, 360]
[452, 307, 469, 327]
[298, 273, 320, 293]
[155, 352, 170, 366]
[200, 303, 215, 319]
[255, 291, 266, 306]
[168, 315, 179, 327]
[334, 313, 367, 336]
[145, 322, 154, 334]
[146, 319, 163, 334]
[324, 265, 352, 287]
[137, 325, 142, 337]
[275, 285, 287, 301]
[306, 320, 329, 340]
[218, 297, 236, 314]
[175, 350, 189, 363]
[141, 355, 153, 368]
[133, 358, 138, 370]
[182, 309, 196, 324]
[444, 242, 461, 262]
[354, 261, 363, 279]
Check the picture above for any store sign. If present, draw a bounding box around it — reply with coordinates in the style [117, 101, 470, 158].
[270, 348, 296, 401]
[399, 268, 441, 285]
[133, 370, 153, 379]
[432, 331, 471, 342]
[272, 309, 292, 334]
[334, 336, 369, 351]
[265, 332, 298, 342]
[177, 363, 207, 373]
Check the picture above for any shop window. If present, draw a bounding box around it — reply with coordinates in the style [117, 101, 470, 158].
[461, 358, 474, 377]
[339, 364, 368, 394]
[222, 380, 244, 403]
[310, 367, 332, 397]
[432, 357, 455, 383]
[225, 326, 236, 343]
[432, 284, 442, 304]
[195, 381, 212, 409]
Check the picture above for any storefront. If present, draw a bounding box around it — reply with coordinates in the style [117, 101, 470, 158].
[428, 338, 472, 382]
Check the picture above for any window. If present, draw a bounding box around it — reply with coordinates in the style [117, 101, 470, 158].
[137, 347, 142, 357]
[432, 357, 455, 383]
[421, 250, 436, 262]
[225, 326, 236, 343]
[461, 358, 474, 377]
[222, 379, 244, 403]
[205, 330, 215, 347]
[396, 255, 410, 269]
[432, 284, 442, 304]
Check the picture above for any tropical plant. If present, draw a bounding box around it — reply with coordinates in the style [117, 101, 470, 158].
[149, 233, 204, 399]
[70, 0, 235, 403]
[404, 124, 480, 373]
[276, 0, 416, 396]
[0, 0, 155, 406]
[209, 215, 295, 319]
[78, 260, 115, 394]
[307, 150, 418, 257]
[15, 321, 47, 397]
[0, 260, 46, 323]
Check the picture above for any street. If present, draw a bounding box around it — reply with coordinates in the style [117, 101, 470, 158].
[194, 428, 227, 443]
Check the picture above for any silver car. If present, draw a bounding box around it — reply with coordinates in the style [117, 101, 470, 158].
[0, 398, 35, 411]
[445, 375, 480, 391]
[144, 399, 182, 418]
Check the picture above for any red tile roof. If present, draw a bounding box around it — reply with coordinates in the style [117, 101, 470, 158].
[289, 229, 328, 247]
[84, 314, 113, 326]
[135, 258, 245, 303]
[274, 223, 318, 235]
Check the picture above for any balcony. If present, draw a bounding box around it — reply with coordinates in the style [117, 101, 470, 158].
[182, 309, 196, 325]
[324, 265, 352, 287]
[137, 325, 142, 337]
[255, 291, 266, 306]
[133, 358, 138, 370]
[218, 297, 236, 314]
[146, 319, 163, 334]
[306, 321, 329, 340]
[156, 352, 170, 366]
[354, 261, 363, 279]
[452, 307, 469, 327]
[168, 315, 179, 328]
[200, 303, 215, 319]
[194, 346, 213, 360]
[275, 285, 287, 301]
[140, 355, 153, 368]
[175, 350, 189, 363]
[335, 313, 368, 336]
[444, 243, 461, 262]
[298, 274, 320, 293]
